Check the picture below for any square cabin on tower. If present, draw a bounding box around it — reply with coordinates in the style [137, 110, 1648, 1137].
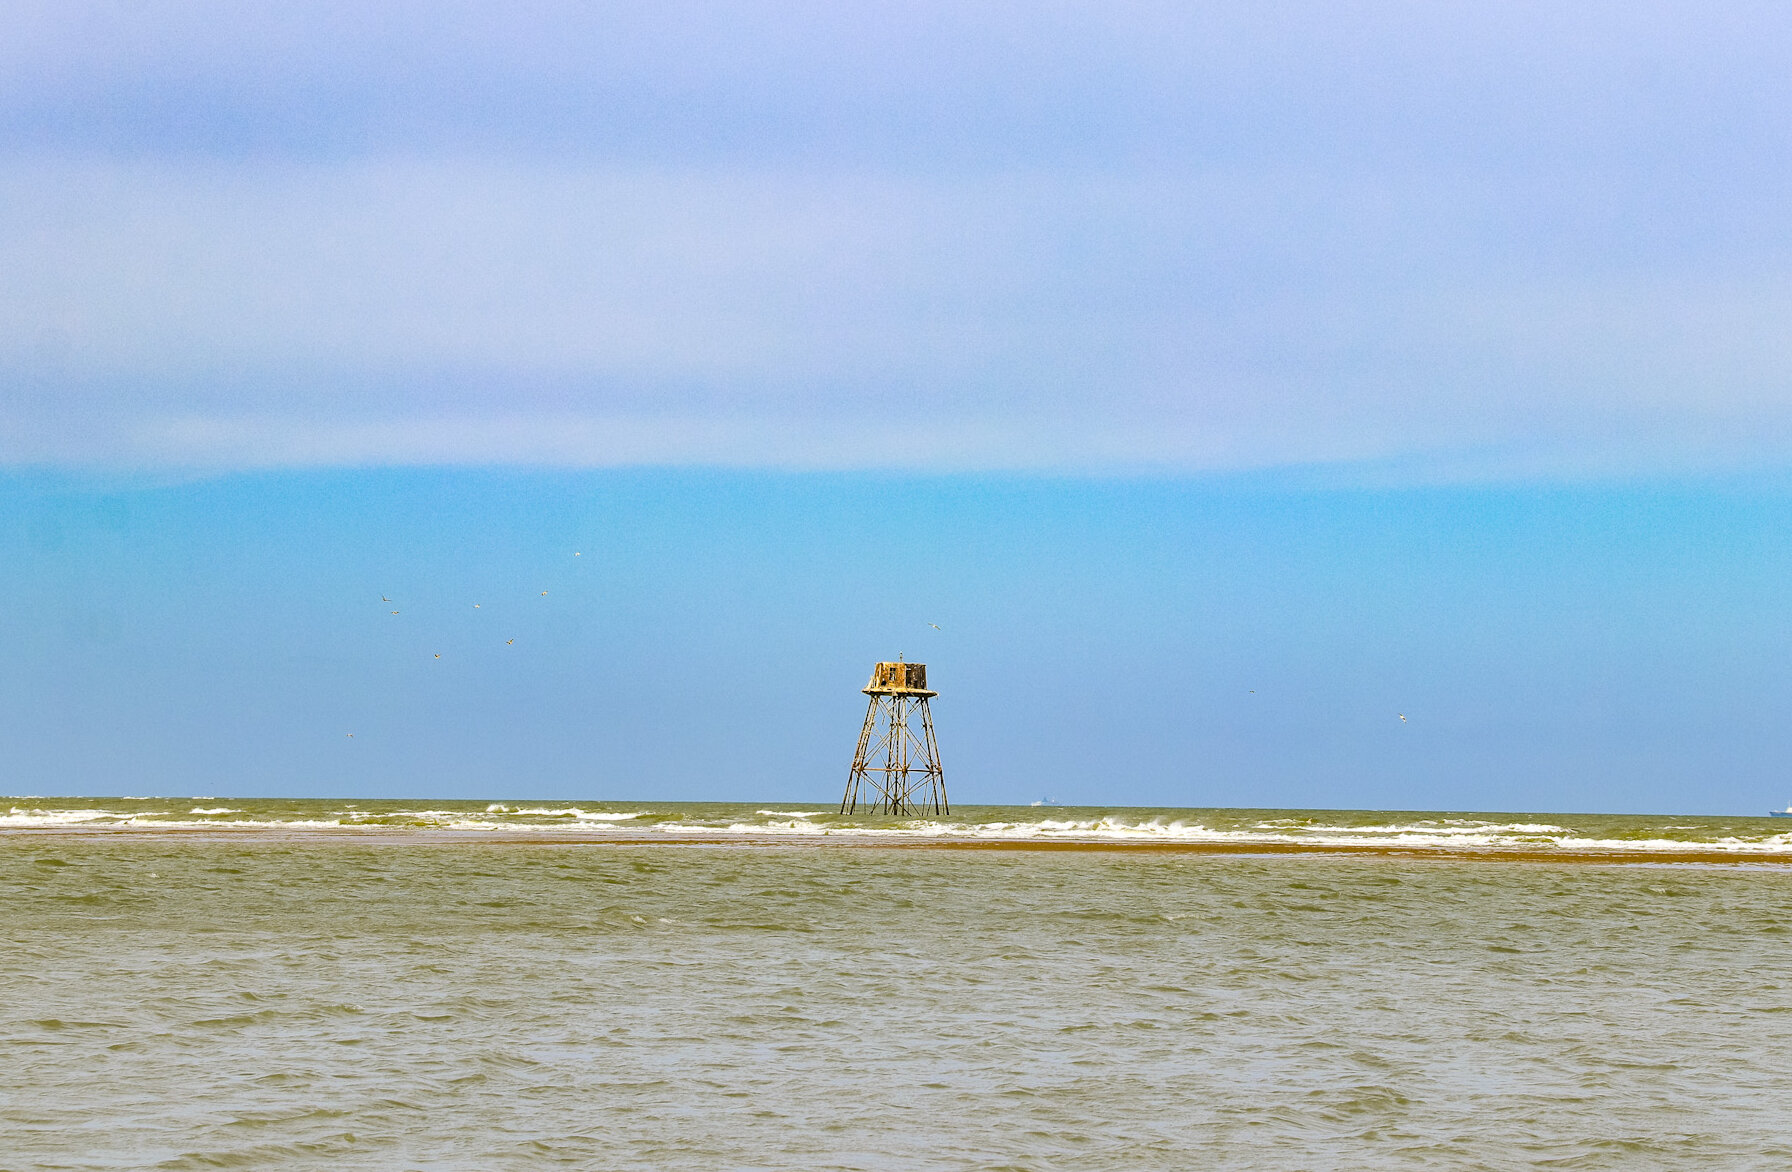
[865, 661, 934, 696]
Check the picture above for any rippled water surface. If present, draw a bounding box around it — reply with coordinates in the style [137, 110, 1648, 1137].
[7, 837, 1792, 1169]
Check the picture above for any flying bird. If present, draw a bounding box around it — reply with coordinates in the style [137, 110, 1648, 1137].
[540, 591, 548, 596]
[575, 552, 581, 556]
[381, 595, 391, 602]
[929, 623, 942, 631]
[434, 653, 441, 659]
[1398, 713, 1407, 723]
[507, 639, 514, 645]
[474, 604, 480, 608]
[346, 733, 354, 738]
[390, 610, 399, 615]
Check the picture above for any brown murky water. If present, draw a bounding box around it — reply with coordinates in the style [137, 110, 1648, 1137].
[6, 838, 1792, 1169]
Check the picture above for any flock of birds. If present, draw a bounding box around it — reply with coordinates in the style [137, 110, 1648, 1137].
[386, 581, 568, 657]
[345, 552, 588, 738]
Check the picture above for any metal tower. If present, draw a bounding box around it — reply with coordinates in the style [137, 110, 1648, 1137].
[840, 660, 947, 816]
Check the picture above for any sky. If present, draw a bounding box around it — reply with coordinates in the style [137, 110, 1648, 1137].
[4, 2, 1792, 811]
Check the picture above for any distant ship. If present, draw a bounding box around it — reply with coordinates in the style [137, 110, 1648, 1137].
[1772, 807, 1792, 818]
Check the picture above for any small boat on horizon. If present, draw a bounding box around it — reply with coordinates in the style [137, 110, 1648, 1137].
[1771, 806, 1792, 818]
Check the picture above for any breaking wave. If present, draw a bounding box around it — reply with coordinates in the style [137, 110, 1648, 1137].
[6, 800, 1792, 857]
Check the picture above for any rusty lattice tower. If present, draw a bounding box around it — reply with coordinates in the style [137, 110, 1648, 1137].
[840, 660, 947, 816]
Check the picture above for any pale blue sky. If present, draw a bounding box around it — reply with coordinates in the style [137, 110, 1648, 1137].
[6, 469, 1791, 812]
[4, 4, 1791, 810]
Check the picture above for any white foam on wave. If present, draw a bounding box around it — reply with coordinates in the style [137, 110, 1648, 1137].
[666, 816, 1228, 840]
[173, 818, 348, 829]
[3, 807, 144, 826]
[322, 807, 642, 826]
[0, 808, 348, 829]
[1544, 833, 1792, 854]
[7, 801, 1792, 855]
[609, 816, 1792, 855]
[503, 807, 645, 821]
[1266, 820, 1568, 838]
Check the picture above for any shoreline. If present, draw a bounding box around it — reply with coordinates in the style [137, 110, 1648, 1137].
[7, 825, 1792, 865]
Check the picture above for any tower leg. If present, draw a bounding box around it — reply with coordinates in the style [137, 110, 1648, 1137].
[917, 698, 947, 815]
[841, 695, 879, 814]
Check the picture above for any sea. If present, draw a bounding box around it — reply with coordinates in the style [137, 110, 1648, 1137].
[8, 798, 1792, 1169]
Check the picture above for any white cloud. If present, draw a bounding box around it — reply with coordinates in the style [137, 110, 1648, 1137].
[1, 4, 1790, 483]
[4, 155, 1792, 475]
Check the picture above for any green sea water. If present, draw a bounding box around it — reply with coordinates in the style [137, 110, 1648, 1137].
[6, 829, 1792, 1169]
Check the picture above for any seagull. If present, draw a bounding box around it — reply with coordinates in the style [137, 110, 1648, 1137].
[574, 552, 581, 556]
[390, 610, 399, 615]
[540, 591, 548, 596]
[929, 623, 942, 631]
[434, 653, 441, 659]
[381, 595, 391, 602]
[474, 604, 480, 608]
[1249, 690, 1256, 693]
[507, 639, 514, 645]
[1398, 713, 1407, 723]
[346, 733, 354, 738]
